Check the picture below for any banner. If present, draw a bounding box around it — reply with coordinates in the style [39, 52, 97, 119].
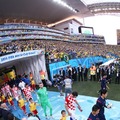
[0, 50, 44, 64]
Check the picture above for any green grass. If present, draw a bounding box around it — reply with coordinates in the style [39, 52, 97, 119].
[48, 81, 120, 101]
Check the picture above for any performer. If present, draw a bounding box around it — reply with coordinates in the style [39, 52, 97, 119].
[11, 85, 19, 101]
[23, 84, 33, 101]
[29, 72, 33, 80]
[5, 83, 12, 96]
[37, 82, 53, 119]
[1, 85, 6, 97]
[7, 93, 16, 110]
[65, 91, 82, 120]
[40, 70, 47, 87]
[0, 92, 6, 103]
[29, 98, 40, 120]
[31, 78, 36, 90]
[60, 110, 68, 120]
[29, 98, 38, 115]
[18, 95, 27, 115]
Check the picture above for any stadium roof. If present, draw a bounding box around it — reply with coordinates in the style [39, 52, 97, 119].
[81, 0, 120, 15]
[0, 0, 120, 25]
[81, 0, 120, 5]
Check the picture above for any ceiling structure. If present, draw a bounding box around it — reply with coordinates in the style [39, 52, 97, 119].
[0, 0, 92, 24]
[0, 0, 120, 25]
[81, 0, 120, 5]
[81, 0, 120, 15]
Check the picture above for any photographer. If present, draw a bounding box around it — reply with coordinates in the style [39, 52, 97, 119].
[53, 74, 64, 96]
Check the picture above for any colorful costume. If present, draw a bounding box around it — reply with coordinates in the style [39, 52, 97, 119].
[23, 86, 32, 101]
[60, 115, 68, 120]
[18, 98, 26, 114]
[37, 87, 52, 116]
[31, 79, 36, 90]
[1, 94, 6, 103]
[12, 86, 19, 101]
[29, 102, 38, 115]
[8, 96, 14, 106]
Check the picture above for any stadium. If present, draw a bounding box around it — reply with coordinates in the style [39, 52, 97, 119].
[0, 0, 120, 120]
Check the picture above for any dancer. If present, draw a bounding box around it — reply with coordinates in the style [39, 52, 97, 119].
[18, 95, 27, 115]
[0, 92, 6, 103]
[37, 82, 53, 119]
[11, 85, 19, 101]
[23, 84, 33, 101]
[60, 110, 68, 120]
[7, 93, 16, 110]
[29, 98, 40, 120]
[5, 83, 12, 96]
[31, 78, 36, 90]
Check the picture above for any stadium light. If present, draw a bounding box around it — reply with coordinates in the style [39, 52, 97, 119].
[52, 0, 77, 13]
[81, 0, 120, 5]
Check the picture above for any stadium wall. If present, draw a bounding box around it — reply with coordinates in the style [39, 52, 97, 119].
[49, 56, 109, 80]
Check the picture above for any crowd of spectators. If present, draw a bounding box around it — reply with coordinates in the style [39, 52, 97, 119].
[0, 40, 120, 62]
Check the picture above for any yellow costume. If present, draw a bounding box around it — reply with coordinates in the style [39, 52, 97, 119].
[60, 115, 68, 120]
[18, 98, 25, 108]
[29, 102, 36, 112]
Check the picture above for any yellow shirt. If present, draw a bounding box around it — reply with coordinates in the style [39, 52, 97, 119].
[60, 115, 68, 120]
[40, 71, 45, 80]
[31, 80, 35, 85]
[18, 99, 25, 108]
[8, 97, 12, 103]
[1, 95, 5, 101]
[29, 102, 36, 111]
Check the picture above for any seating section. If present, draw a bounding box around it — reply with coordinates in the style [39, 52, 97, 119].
[0, 23, 119, 61]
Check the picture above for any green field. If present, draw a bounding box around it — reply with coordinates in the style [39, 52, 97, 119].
[48, 80, 120, 101]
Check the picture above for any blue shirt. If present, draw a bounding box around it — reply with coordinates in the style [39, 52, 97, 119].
[101, 78, 107, 90]
[87, 112, 100, 120]
[22, 77, 30, 85]
[96, 96, 106, 120]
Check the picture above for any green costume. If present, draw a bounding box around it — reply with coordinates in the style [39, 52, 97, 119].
[37, 87, 52, 116]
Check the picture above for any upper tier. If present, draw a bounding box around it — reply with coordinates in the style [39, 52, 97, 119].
[0, 23, 105, 44]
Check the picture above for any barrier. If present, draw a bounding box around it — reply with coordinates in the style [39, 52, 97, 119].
[49, 56, 109, 80]
[0, 50, 44, 64]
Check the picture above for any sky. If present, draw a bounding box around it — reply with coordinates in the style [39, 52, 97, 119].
[82, 15, 120, 45]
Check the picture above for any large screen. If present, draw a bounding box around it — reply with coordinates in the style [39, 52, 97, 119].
[79, 26, 94, 35]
